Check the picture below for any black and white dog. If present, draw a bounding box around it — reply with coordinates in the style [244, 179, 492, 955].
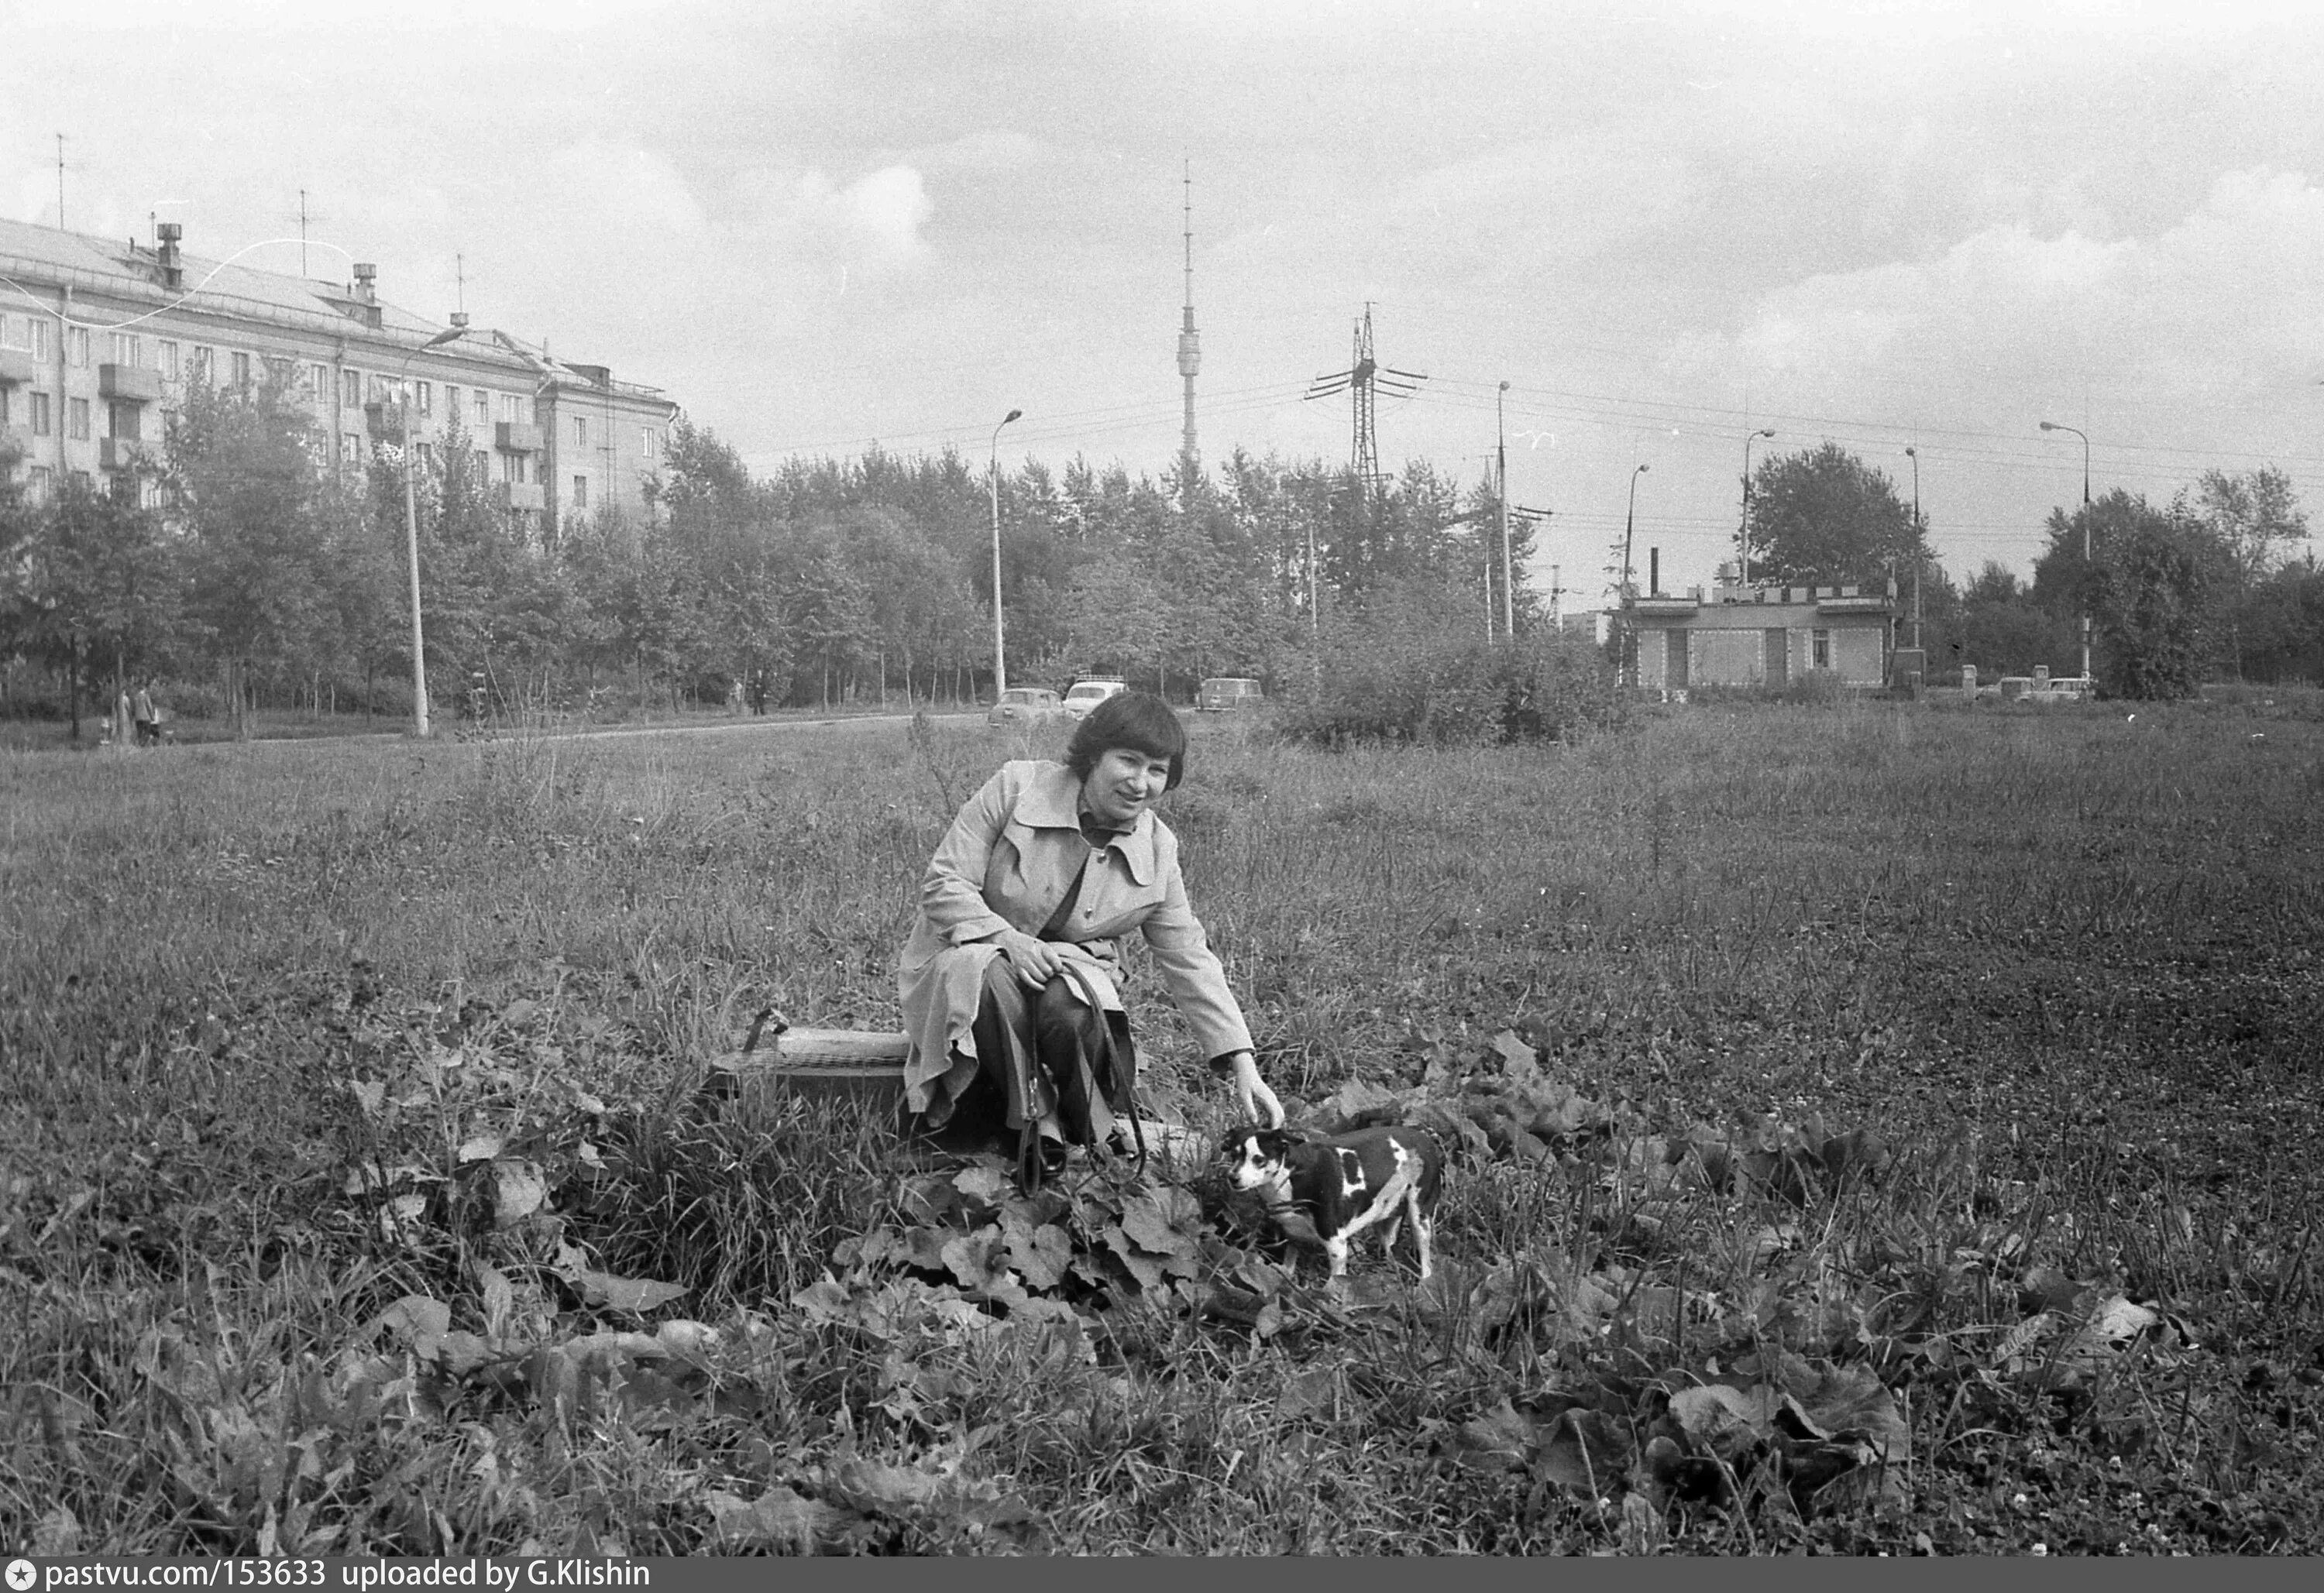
[1222, 1124, 1443, 1280]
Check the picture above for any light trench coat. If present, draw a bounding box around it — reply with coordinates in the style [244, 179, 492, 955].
[897, 759, 1255, 1115]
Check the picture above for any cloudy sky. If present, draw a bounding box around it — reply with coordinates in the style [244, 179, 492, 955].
[6, 0, 2322, 599]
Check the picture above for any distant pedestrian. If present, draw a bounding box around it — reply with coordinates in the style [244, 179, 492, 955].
[750, 672, 768, 716]
[133, 682, 157, 748]
[115, 689, 133, 748]
[728, 676, 745, 717]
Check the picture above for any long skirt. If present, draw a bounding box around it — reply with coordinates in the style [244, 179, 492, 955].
[916, 959, 1138, 1169]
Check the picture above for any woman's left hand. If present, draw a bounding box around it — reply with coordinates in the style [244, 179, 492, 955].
[1221, 1051, 1283, 1128]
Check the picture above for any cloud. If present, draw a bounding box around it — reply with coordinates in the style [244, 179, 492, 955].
[909, 129, 1047, 172]
[732, 163, 933, 273]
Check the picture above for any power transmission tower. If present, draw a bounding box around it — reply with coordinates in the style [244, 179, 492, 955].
[1304, 304, 1425, 516]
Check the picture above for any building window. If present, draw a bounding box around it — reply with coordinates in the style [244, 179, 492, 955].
[67, 398, 91, 440]
[68, 327, 90, 367]
[70, 469, 91, 491]
[108, 332, 143, 367]
[30, 393, 51, 435]
[9, 317, 50, 360]
[468, 390, 486, 426]
[159, 341, 179, 379]
[416, 380, 432, 416]
[29, 466, 52, 500]
[444, 385, 460, 423]
[573, 414, 588, 448]
[342, 433, 364, 465]
[640, 427, 659, 461]
[230, 351, 251, 388]
[342, 369, 362, 407]
[194, 347, 214, 382]
[473, 448, 490, 476]
[572, 474, 587, 508]
[160, 407, 177, 438]
[1811, 629, 1831, 670]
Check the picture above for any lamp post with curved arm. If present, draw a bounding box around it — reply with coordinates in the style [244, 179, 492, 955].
[400, 316, 471, 737]
[989, 409, 1022, 699]
[2039, 421, 2092, 680]
[1621, 463, 1650, 596]
[1738, 427, 1775, 587]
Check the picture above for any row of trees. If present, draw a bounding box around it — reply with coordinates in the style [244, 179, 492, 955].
[2, 372, 2317, 733]
[0, 369, 1549, 733]
[1734, 443, 2319, 695]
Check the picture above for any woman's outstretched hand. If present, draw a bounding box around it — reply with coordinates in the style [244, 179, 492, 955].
[1221, 1051, 1283, 1128]
[993, 929, 1064, 990]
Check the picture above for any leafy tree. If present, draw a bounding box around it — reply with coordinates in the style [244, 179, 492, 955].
[163, 369, 335, 732]
[2034, 489, 2226, 698]
[2174, 466, 2309, 678]
[1744, 441, 1924, 587]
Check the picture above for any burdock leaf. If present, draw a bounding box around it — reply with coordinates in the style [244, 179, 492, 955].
[570, 1269, 688, 1314]
[371, 1294, 452, 1350]
[1451, 1396, 1539, 1471]
[491, 1159, 549, 1227]
[1669, 1383, 1771, 1447]
[1002, 1217, 1071, 1291]
[703, 1485, 842, 1554]
[833, 1457, 947, 1515]
[1119, 1187, 1200, 1255]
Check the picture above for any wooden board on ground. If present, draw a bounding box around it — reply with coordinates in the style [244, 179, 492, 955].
[703, 1026, 909, 1105]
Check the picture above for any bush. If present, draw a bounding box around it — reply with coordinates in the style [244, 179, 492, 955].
[1277, 609, 1624, 747]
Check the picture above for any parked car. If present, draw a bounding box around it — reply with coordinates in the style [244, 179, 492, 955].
[987, 686, 1062, 727]
[1060, 678, 1128, 720]
[1196, 676, 1264, 713]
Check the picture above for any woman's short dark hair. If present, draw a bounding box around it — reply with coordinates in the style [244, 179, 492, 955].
[1065, 692, 1187, 790]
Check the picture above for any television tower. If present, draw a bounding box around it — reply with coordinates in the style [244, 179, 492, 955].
[1176, 160, 1200, 506]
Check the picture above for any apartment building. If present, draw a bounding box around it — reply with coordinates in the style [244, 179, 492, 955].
[0, 214, 676, 530]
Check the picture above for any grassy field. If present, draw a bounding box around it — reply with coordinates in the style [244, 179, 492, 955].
[3, 695, 2320, 1555]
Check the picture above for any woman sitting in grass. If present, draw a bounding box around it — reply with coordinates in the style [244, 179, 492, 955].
[897, 691, 1282, 1184]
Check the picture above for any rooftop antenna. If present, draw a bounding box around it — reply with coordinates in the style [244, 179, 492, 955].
[1175, 158, 1200, 509]
[456, 253, 467, 318]
[56, 134, 66, 232]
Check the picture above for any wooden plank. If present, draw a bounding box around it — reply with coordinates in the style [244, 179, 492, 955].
[703, 1025, 909, 1105]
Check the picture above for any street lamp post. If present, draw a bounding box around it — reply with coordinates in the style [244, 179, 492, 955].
[1621, 463, 1650, 596]
[1738, 427, 1775, 587]
[1904, 445, 1921, 650]
[988, 408, 1022, 699]
[2039, 421, 2092, 680]
[400, 317, 471, 737]
[1496, 379, 1513, 640]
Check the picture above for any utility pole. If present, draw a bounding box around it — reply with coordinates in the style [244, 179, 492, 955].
[1905, 445, 1923, 651]
[1497, 381, 1513, 639]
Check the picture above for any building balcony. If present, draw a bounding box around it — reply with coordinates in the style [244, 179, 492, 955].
[0, 348, 38, 386]
[362, 402, 409, 441]
[101, 437, 150, 472]
[495, 421, 541, 453]
[99, 364, 164, 403]
[497, 481, 545, 513]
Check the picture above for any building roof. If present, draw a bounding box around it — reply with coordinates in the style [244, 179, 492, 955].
[0, 215, 669, 410]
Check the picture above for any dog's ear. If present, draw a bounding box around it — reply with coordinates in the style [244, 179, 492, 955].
[1254, 1128, 1297, 1158]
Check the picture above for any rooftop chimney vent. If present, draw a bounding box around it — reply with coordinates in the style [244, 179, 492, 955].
[156, 221, 184, 290]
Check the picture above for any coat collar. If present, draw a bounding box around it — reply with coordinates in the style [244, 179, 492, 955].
[1016, 760, 1160, 885]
